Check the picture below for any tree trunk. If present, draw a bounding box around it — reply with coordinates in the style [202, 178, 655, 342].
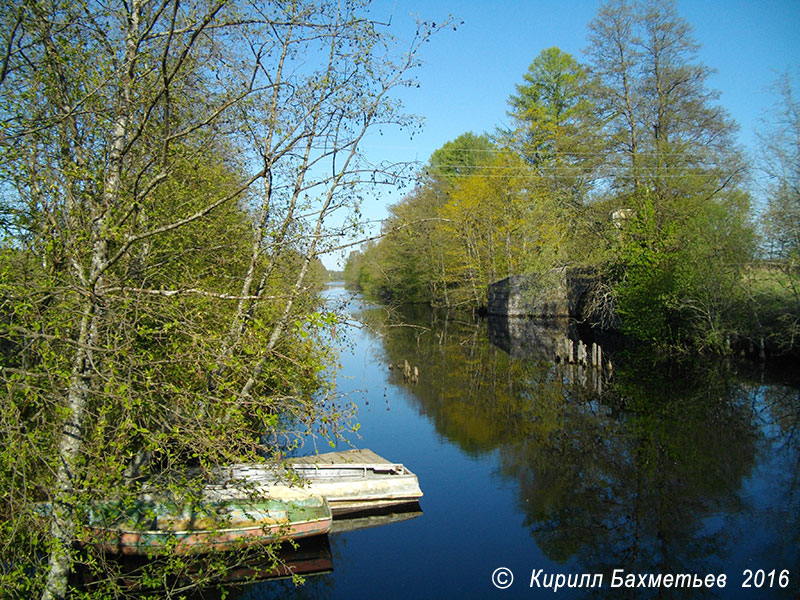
[41, 304, 96, 600]
[41, 4, 140, 596]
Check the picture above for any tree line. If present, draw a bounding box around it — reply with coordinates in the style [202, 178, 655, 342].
[0, 1, 447, 597]
[345, 0, 799, 357]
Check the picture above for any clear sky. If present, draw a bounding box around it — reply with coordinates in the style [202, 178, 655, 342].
[325, 0, 800, 268]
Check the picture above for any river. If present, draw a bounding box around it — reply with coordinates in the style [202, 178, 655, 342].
[230, 283, 799, 599]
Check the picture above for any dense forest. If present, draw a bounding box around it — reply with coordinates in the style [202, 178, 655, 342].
[345, 0, 800, 357]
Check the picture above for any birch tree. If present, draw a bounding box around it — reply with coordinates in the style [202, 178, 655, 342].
[0, 1, 445, 597]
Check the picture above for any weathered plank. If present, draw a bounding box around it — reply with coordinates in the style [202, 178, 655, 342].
[292, 449, 390, 466]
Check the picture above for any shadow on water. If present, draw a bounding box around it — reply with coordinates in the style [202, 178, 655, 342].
[354, 301, 800, 597]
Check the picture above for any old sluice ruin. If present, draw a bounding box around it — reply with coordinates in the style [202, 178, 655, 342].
[487, 269, 612, 392]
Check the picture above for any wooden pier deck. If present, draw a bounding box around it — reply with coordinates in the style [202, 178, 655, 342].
[291, 448, 396, 468]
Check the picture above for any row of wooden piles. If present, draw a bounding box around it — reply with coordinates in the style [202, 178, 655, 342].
[389, 360, 419, 383]
[555, 338, 612, 376]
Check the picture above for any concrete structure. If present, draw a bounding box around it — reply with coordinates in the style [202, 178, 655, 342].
[487, 268, 595, 318]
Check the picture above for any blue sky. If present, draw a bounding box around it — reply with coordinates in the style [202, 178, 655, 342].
[326, 0, 800, 268]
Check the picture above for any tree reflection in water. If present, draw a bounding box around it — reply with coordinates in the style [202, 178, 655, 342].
[361, 303, 800, 590]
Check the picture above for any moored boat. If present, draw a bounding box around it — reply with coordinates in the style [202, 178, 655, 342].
[85, 485, 332, 555]
[217, 449, 423, 515]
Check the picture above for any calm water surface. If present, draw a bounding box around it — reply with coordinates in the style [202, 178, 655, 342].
[232, 283, 799, 599]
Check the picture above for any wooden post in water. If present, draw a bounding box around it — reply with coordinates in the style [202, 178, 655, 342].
[590, 343, 602, 371]
[577, 340, 586, 366]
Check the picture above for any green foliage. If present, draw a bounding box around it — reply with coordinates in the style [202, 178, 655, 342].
[428, 132, 495, 180]
[0, 0, 445, 596]
[583, 0, 756, 353]
[755, 72, 800, 351]
[739, 265, 800, 354]
[355, 1, 782, 357]
[346, 135, 569, 309]
[505, 46, 602, 196]
[348, 49, 600, 311]
[614, 190, 754, 351]
[613, 194, 681, 343]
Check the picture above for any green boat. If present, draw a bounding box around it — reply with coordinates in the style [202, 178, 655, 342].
[85, 485, 332, 555]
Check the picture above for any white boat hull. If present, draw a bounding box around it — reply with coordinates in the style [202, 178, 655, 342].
[217, 449, 423, 516]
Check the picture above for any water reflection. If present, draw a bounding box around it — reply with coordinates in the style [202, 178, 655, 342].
[487, 314, 569, 360]
[178, 504, 425, 599]
[360, 303, 800, 595]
